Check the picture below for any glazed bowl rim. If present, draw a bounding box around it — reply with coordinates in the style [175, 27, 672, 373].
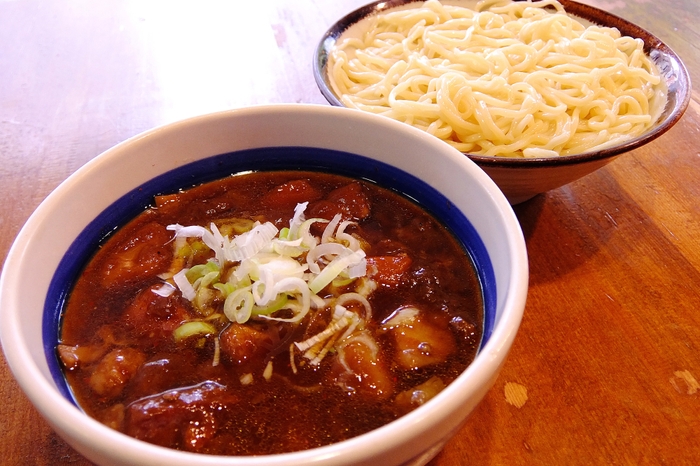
[0, 103, 529, 465]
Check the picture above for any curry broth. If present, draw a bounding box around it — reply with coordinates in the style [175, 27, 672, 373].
[58, 171, 483, 455]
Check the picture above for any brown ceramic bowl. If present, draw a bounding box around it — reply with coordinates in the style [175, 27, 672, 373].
[314, 0, 691, 204]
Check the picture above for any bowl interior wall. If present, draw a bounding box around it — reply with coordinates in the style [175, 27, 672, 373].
[44, 146, 497, 402]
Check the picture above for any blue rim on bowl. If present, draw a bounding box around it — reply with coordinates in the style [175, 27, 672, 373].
[0, 104, 529, 466]
[43, 146, 498, 403]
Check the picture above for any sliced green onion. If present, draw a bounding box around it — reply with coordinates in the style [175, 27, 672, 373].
[271, 239, 305, 258]
[331, 276, 355, 288]
[167, 203, 374, 337]
[213, 282, 236, 298]
[224, 287, 254, 323]
[194, 287, 215, 316]
[173, 321, 217, 342]
[298, 218, 324, 247]
[187, 260, 220, 283]
[199, 270, 220, 288]
[252, 293, 289, 316]
[308, 250, 366, 294]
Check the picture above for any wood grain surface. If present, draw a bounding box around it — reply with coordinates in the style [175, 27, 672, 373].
[1, 0, 698, 464]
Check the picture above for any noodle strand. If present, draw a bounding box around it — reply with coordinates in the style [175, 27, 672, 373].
[328, 0, 666, 157]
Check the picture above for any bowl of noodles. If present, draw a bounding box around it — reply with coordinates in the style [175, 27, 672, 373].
[314, 0, 691, 204]
[0, 104, 528, 465]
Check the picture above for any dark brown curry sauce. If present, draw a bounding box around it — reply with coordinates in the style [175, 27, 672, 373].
[58, 171, 483, 455]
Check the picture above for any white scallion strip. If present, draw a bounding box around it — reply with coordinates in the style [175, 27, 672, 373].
[167, 224, 209, 238]
[321, 214, 343, 245]
[227, 222, 278, 262]
[336, 221, 361, 251]
[306, 242, 348, 270]
[263, 361, 274, 381]
[167, 202, 373, 336]
[251, 269, 277, 306]
[355, 277, 377, 297]
[295, 305, 362, 365]
[289, 344, 298, 375]
[173, 269, 196, 301]
[255, 254, 307, 281]
[310, 294, 327, 309]
[152, 282, 176, 297]
[288, 201, 308, 237]
[307, 337, 340, 366]
[381, 306, 420, 329]
[308, 249, 367, 294]
[298, 218, 324, 247]
[335, 292, 373, 321]
[208, 223, 228, 265]
[212, 336, 221, 367]
[346, 260, 367, 279]
[337, 313, 362, 343]
[336, 330, 380, 374]
[295, 307, 353, 352]
[271, 237, 305, 257]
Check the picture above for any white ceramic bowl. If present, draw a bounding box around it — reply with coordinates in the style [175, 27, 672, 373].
[314, 0, 691, 204]
[0, 104, 528, 466]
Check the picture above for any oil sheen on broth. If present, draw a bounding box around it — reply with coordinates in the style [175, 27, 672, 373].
[57, 171, 483, 455]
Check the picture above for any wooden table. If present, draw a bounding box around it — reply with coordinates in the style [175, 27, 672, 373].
[1, 1, 698, 464]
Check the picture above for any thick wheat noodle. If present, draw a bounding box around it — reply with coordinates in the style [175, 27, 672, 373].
[328, 0, 666, 158]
